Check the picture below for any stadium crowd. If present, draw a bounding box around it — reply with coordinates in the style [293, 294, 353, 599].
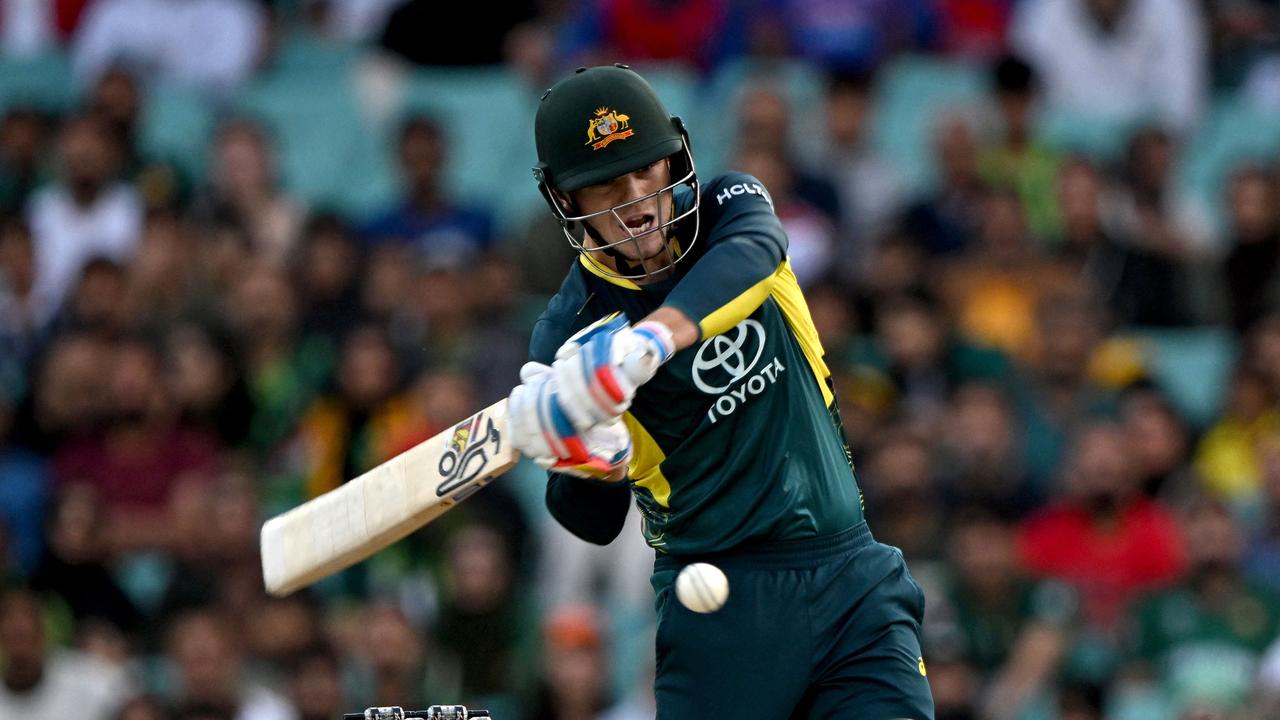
[2, 0, 1280, 719]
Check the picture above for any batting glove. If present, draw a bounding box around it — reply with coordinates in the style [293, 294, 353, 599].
[551, 313, 675, 431]
[507, 362, 633, 481]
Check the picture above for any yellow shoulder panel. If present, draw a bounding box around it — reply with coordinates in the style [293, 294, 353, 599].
[769, 259, 834, 407]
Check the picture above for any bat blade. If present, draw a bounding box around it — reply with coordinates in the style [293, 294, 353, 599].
[261, 399, 518, 596]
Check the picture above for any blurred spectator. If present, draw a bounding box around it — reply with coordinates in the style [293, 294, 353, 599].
[1120, 381, 1195, 502]
[734, 147, 835, 285]
[155, 470, 269, 627]
[1019, 422, 1187, 634]
[900, 113, 986, 256]
[821, 71, 905, 271]
[1206, 0, 1280, 89]
[1125, 497, 1280, 715]
[378, 1, 537, 66]
[90, 66, 186, 209]
[245, 595, 324, 681]
[293, 322, 417, 499]
[757, 0, 938, 73]
[71, 0, 266, 96]
[433, 524, 531, 703]
[26, 113, 142, 325]
[8, 330, 114, 455]
[198, 119, 305, 269]
[732, 84, 840, 224]
[503, 210, 581, 298]
[351, 602, 456, 708]
[0, 397, 48, 575]
[117, 694, 175, 720]
[938, 189, 1080, 360]
[1009, 292, 1122, 490]
[124, 210, 199, 330]
[936, 381, 1037, 516]
[1223, 166, 1280, 332]
[225, 263, 334, 451]
[525, 605, 616, 720]
[164, 608, 293, 720]
[288, 642, 345, 720]
[978, 54, 1062, 242]
[361, 116, 495, 267]
[1248, 313, 1280, 400]
[924, 507, 1075, 720]
[0, 108, 50, 215]
[58, 256, 130, 335]
[0, 216, 44, 397]
[1010, 0, 1207, 133]
[28, 484, 142, 636]
[1112, 127, 1213, 257]
[295, 212, 364, 345]
[1244, 441, 1280, 591]
[806, 281, 860, 359]
[0, 587, 134, 720]
[164, 321, 256, 450]
[1054, 157, 1183, 327]
[849, 290, 1010, 427]
[557, 0, 736, 70]
[1194, 365, 1280, 507]
[934, 0, 1014, 59]
[0, 0, 93, 56]
[860, 426, 946, 563]
[53, 336, 220, 554]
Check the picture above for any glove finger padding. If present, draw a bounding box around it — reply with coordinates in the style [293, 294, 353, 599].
[541, 416, 632, 481]
[507, 380, 555, 460]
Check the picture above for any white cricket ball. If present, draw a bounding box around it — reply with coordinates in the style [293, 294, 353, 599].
[675, 562, 729, 613]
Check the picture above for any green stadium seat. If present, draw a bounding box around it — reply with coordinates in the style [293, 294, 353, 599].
[0, 51, 77, 116]
[871, 54, 986, 194]
[697, 58, 827, 176]
[396, 67, 541, 232]
[1129, 326, 1238, 428]
[1179, 95, 1280, 232]
[233, 62, 395, 217]
[269, 30, 362, 78]
[138, 84, 216, 181]
[1038, 110, 1137, 161]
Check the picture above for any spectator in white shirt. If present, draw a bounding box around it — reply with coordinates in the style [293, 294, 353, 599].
[1010, 0, 1208, 133]
[25, 114, 142, 325]
[0, 587, 134, 720]
[71, 0, 265, 97]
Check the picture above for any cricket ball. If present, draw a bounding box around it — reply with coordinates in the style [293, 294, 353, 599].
[675, 562, 729, 613]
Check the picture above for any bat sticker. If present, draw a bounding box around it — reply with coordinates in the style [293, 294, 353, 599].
[436, 413, 502, 496]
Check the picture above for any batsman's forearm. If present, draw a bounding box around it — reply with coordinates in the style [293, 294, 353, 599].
[545, 472, 631, 545]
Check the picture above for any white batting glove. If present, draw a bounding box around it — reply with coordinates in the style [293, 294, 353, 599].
[508, 362, 633, 481]
[551, 313, 675, 432]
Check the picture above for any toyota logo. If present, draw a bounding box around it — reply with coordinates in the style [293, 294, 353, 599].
[691, 319, 767, 394]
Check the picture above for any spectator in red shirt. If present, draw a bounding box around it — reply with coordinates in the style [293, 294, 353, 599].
[53, 336, 220, 555]
[1018, 421, 1187, 632]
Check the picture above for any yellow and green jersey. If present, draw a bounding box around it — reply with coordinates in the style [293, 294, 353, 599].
[530, 172, 865, 556]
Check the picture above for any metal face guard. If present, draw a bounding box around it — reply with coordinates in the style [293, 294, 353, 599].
[542, 136, 701, 281]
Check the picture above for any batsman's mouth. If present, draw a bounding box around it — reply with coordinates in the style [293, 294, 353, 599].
[623, 213, 655, 235]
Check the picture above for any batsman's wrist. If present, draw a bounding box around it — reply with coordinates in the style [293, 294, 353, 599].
[632, 320, 675, 365]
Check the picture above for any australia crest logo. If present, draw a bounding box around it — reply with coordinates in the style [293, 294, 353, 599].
[585, 106, 633, 150]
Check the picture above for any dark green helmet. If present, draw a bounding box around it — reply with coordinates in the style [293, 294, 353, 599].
[534, 64, 684, 192]
[532, 64, 701, 280]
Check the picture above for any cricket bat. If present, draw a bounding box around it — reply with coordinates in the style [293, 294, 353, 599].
[261, 400, 518, 596]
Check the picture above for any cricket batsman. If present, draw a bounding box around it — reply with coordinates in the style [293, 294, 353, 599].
[507, 65, 935, 718]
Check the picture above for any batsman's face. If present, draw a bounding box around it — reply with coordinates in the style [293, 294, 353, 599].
[569, 159, 674, 263]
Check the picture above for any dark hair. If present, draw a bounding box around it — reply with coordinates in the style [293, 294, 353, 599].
[827, 69, 875, 97]
[993, 54, 1036, 95]
[398, 113, 443, 146]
